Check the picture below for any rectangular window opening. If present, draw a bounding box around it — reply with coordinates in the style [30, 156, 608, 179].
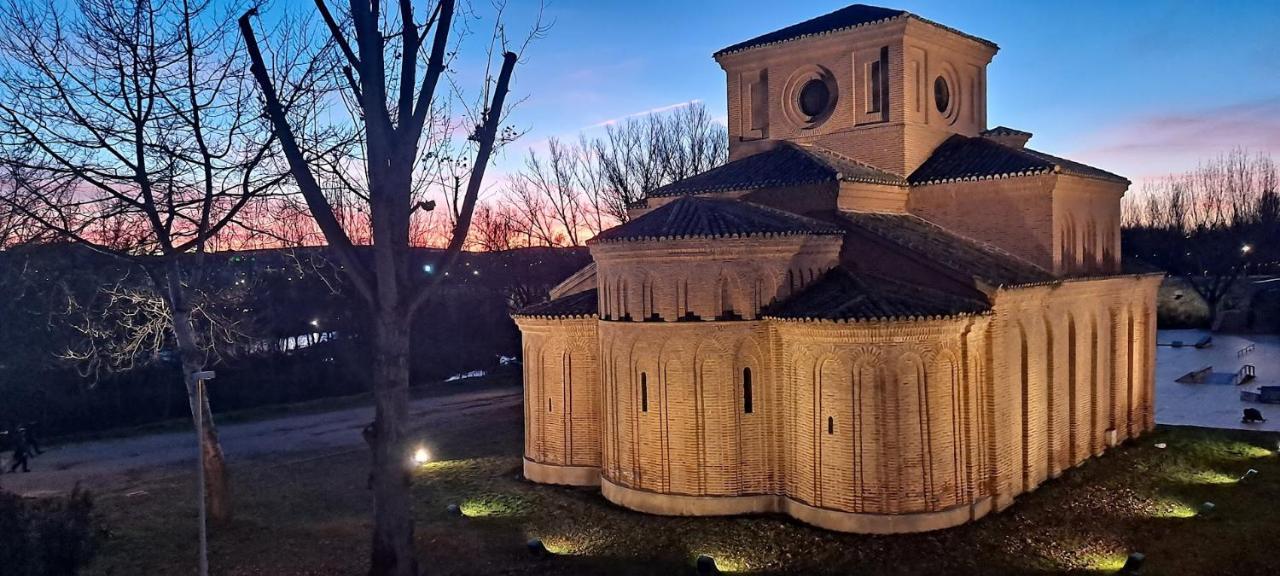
[641, 372, 649, 413]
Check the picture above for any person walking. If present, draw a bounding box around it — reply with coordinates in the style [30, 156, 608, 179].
[22, 422, 42, 456]
[8, 426, 30, 473]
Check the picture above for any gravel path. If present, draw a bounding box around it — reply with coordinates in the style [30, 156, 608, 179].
[0, 386, 522, 497]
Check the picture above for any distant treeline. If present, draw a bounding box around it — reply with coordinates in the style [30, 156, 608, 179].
[0, 244, 588, 437]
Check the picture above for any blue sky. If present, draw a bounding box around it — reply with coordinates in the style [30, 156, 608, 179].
[490, 0, 1280, 183]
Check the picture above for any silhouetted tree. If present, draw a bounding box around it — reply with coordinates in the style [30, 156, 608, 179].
[239, 1, 536, 573]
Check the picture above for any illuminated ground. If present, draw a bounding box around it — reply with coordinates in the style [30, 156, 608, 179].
[79, 375, 1280, 575]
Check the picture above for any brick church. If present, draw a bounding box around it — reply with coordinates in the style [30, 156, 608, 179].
[514, 4, 1162, 533]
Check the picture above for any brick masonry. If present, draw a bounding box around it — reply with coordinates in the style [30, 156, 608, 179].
[513, 5, 1160, 533]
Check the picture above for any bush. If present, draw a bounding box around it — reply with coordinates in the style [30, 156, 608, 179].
[0, 487, 97, 575]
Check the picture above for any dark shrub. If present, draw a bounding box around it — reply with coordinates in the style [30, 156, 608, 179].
[0, 487, 97, 575]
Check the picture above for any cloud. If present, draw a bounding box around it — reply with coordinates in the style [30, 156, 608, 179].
[583, 99, 703, 129]
[1069, 97, 1280, 182]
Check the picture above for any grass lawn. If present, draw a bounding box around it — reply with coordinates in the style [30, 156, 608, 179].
[84, 391, 1280, 575]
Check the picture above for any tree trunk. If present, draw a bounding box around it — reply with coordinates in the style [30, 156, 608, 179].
[163, 263, 232, 523]
[368, 307, 415, 576]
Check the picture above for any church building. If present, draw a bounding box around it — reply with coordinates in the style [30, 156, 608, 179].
[513, 4, 1162, 533]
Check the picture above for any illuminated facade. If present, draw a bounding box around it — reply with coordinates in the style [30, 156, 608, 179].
[513, 4, 1161, 533]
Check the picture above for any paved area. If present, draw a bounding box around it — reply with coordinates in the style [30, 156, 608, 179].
[0, 387, 521, 497]
[1156, 329, 1280, 432]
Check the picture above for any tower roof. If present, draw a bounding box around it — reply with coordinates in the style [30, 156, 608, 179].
[590, 196, 843, 245]
[714, 4, 996, 58]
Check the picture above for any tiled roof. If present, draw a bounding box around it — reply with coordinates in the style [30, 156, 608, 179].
[765, 268, 989, 321]
[800, 145, 907, 185]
[714, 4, 996, 58]
[909, 135, 1128, 186]
[841, 212, 1054, 287]
[649, 142, 902, 199]
[514, 289, 598, 318]
[980, 126, 1032, 137]
[591, 196, 843, 244]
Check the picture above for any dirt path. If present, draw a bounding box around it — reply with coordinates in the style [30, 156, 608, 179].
[0, 386, 522, 497]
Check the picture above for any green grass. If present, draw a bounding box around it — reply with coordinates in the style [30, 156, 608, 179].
[83, 399, 1280, 575]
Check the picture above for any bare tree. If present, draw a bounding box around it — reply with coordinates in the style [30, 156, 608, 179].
[1123, 148, 1279, 323]
[592, 101, 727, 222]
[0, 0, 288, 521]
[239, 1, 535, 573]
[504, 102, 728, 245]
[471, 202, 522, 251]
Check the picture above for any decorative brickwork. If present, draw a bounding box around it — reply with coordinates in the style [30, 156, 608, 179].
[512, 3, 1160, 534]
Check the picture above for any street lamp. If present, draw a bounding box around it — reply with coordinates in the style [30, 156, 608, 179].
[1242, 244, 1253, 255]
[191, 370, 216, 576]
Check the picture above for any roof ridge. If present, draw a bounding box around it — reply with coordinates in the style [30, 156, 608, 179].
[713, 5, 997, 58]
[794, 143, 907, 184]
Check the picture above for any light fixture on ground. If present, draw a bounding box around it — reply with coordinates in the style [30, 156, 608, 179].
[696, 554, 718, 575]
[1239, 468, 1258, 482]
[446, 503, 461, 517]
[413, 446, 431, 465]
[526, 538, 549, 559]
[1197, 501, 1216, 517]
[1119, 552, 1145, 575]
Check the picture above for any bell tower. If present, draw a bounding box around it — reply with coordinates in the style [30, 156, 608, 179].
[714, 5, 998, 176]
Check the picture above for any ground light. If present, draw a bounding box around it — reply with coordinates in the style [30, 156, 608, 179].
[413, 446, 431, 465]
[445, 504, 461, 517]
[526, 538, 549, 559]
[1119, 552, 1145, 575]
[1198, 501, 1216, 517]
[696, 554, 718, 575]
[1239, 468, 1258, 482]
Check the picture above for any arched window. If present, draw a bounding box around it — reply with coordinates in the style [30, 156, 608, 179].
[640, 372, 648, 412]
[743, 368, 754, 414]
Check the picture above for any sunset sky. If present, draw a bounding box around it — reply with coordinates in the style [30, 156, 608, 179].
[489, 0, 1280, 186]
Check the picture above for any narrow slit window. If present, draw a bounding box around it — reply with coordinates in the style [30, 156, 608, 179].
[868, 60, 882, 113]
[640, 372, 648, 413]
[827, 416, 834, 435]
[743, 368, 754, 414]
[548, 398, 552, 413]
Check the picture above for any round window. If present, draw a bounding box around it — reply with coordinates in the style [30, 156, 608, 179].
[798, 79, 831, 118]
[934, 76, 951, 114]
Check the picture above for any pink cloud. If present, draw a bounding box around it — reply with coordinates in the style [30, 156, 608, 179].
[1069, 97, 1280, 182]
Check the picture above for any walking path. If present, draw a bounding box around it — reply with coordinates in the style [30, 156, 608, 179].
[1156, 329, 1280, 432]
[0, 386, 522, 497]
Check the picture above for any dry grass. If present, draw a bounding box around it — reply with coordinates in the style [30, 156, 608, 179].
[84, 387, 1280, 575]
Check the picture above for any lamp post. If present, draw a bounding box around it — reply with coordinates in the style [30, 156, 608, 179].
[192, 370, 216, 576]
